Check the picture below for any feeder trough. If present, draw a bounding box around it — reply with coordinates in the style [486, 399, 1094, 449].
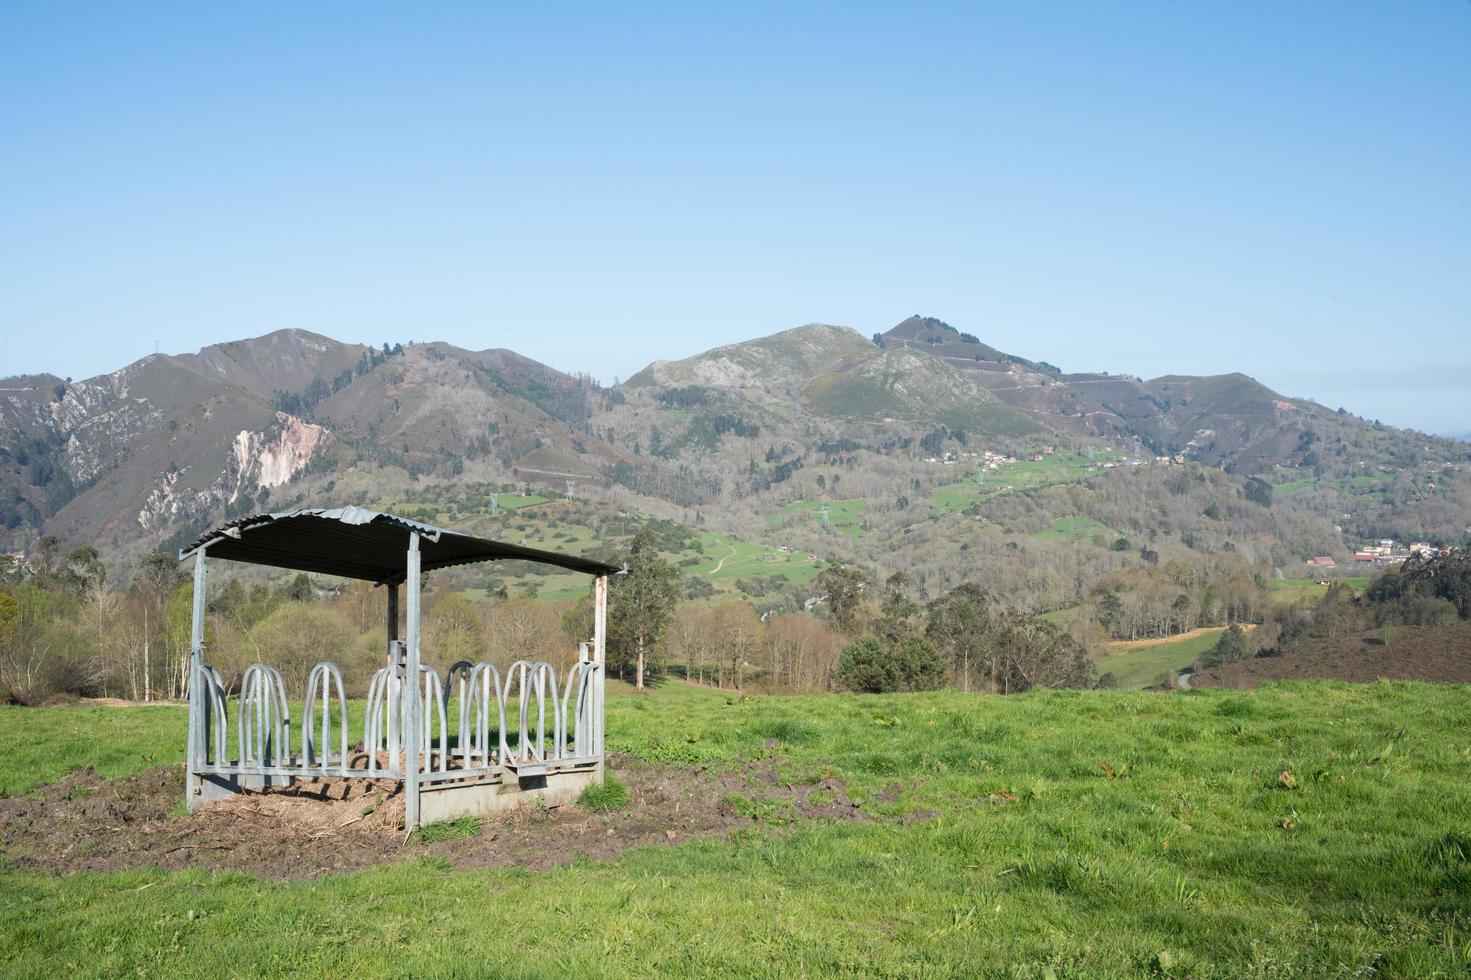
[178, 506, 618, 829]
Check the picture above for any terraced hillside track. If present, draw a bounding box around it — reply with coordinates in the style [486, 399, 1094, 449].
[707, 541, 739, 575]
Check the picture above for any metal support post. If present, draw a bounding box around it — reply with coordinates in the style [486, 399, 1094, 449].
[593, 573, 607, 783]
[404, 534, 422, 829]
[386, 581, 402, 775]
[185, 548, 208, 812]
[387, 581, 399, 649]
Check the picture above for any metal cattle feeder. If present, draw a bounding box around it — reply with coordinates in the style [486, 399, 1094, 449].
[178, 506, 619, 829]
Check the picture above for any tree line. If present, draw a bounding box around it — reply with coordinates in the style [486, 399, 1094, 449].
[4, 528, 1113, 706]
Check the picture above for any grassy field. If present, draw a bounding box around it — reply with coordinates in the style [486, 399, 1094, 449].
[766, 499, 867, 544]
[930, 452, 1117, 514]
[1033, 515, 1113, 544]
[694, 532, 822, 588]
[1270, 577, 1372, 604]
[4, 680, 1471, 975]
[0, 704, 186, 797]
[1098, 628, 1237, 689]
[459, 513, 823, 604]
[1272, 476, 1318, 495]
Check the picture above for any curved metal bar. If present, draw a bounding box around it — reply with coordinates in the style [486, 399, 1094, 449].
[555, 661, 576, 758]
[238, 663, 290, 766]
[203, 665, 228, 764]
[445, 661, 474, 767]
[364, 666, 388, 773]
[417, 664, 448, 773]
[562, 661, 599, 758]
[504, 660, 562, 764]
[467, 662, 506, 767]
[502, 661, 534, 763]
[302, 661, 349, 767]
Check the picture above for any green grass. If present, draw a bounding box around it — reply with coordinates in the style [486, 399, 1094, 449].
[1098, 630, 1233, 689]
[0, 704, 186, 797]
[1272, 477, 1318, 495]
[1033, 515, 1113, 544]
[1270, 577, 1372, 604]
[931, 452, 1116, 514]
[1036, 605, 1083, 625]
[691, 532, 822, 588]
[577, 773, 629, 811]
[416, 815, 481, 843]
[766, 499, 867, 544]
[5, 680, 1471, 975]
[465, 516, 821, 604]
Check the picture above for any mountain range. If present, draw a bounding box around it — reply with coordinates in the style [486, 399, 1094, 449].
[3, 316, 1467, 582]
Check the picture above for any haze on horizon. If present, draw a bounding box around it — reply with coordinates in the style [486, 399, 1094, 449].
[2, 3, 1467, 434]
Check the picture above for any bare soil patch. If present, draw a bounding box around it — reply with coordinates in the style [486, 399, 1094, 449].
[1192, 622, 1471, 688]
[1105, 625, 1252, 653]
[0, 754, 863, 880]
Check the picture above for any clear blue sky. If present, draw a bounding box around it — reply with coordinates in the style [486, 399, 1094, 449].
[3, 2, 1468, 433]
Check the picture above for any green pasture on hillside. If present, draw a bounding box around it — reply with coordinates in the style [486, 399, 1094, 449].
[374, 492, 553, 524]
[1097, 629, 1232, 689]
[1033, 515, 1113, 544]
[692, 532, 822, 589]
[766, 499, 867, 544]
[1272, 477, 1317, 495]
[1269, 577, 1372, 604]
[4, 679, 1471, 975]
[930, 452, 1115, 514]
[464, 517, 823, 603]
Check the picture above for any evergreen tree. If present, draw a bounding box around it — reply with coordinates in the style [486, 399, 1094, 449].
[610, 530, 679, 691]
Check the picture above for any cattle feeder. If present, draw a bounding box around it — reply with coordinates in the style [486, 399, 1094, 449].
[178, 507, 618, 829]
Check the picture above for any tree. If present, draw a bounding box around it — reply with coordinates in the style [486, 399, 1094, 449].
[989, 614, 1096, 692]
[836, 635, 947, 693]
[925, 583, 994, 692]
[280, 573, 316, 603]
[610, 530, 679, 691]
[426, 591, 484, 666]
[1206, 623, 1249, 667]
[48, 546, 105, 596]
[762, 611, 842, 691]
[875, 572, 919, 645]
[711, 601, 762, 690]
[816, 564, 868, 634]
[1095, 591, 1123, 634]
[243, 603, 351, 692]
[0, 591, 18, 645]
[561, 595, 593, 649]
[487, 596, 567, 669]
[1244, 477, 1273, 508]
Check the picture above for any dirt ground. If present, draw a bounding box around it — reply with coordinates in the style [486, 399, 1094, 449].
[0, 754, 866, 879]
[1105, 625, 1251, 652]
[1192, 622, 1471, 688]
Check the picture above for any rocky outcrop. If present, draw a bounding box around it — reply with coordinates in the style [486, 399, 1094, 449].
[136, 414, 332, 531]
[230, 413, 331, 494]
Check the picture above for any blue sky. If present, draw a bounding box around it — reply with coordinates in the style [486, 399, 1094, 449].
[2, 2, 1468, 433]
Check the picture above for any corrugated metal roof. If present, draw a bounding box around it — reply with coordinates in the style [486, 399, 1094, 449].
[179, 507, 619, 581]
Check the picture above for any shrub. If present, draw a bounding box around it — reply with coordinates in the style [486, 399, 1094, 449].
[837, 635, 947, 693]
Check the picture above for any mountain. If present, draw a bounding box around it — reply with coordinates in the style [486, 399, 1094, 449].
[874, 316, 1407, 472]
[0, 331, 623, 561]
[3, 317, 1468, 583]
[0, 335, 366, 563]
[628, 323, 873, 393]
[631, 323, 1042, 437]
